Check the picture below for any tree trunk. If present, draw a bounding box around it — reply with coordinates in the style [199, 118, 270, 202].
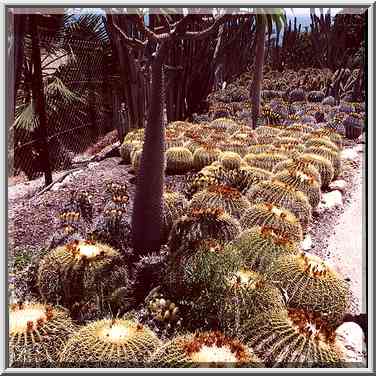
[30, 14, 52, 186]
[131, 45, 167, 256]
[250, 18, 266, 129]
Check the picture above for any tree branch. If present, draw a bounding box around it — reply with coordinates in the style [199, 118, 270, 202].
[178, 14, 230, 40]
[112, 22, 147, 49]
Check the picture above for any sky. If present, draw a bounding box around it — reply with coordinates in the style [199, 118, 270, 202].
[286, 8, 342, 17]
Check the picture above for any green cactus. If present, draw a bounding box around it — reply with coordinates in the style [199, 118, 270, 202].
[37, 240, 129, 308]
[287, 124, 314, 133]
[192, 145, 221, 170]
[168, 208, 241, 253]
[309, 129, 343, 150]
[305, 146, 342, 179]
[245, 309, 344, 367]
[265, 251, 351, 327]
[184, 173, 220, 198]
[9, 302, 76, 366]
[131, 148, 143, 173]
[300, 153, 335, 188]
[165, 147, 194, 175]
[273, 169, 322, 209]
[305, 137, 339, 153]
[240, 203, 303, 242]
[164, 238, 242, 302]
[272, 157, 322, 186]
[210, 117, 240, 133]
[228, 226, 299, 273]
[59, 319, 161, 366]
[244, 152, 288, 172]
[245, 180, 312, 231]
[219, 151, 242, 170]
[120, 140, 143, 164]
[189, 185, 251, 219]
[162, 190, 189, 242]
[150, 331, 263, 367]
[247, 144, 276, 154]
[218, 268, 287, 338]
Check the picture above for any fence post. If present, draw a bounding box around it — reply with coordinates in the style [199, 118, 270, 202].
[30, 14, 52, 186]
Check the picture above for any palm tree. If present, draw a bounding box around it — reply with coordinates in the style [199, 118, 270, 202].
[250, 8, 286, 129]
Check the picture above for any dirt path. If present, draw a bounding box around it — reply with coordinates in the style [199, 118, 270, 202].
[326, 156, 365, 315]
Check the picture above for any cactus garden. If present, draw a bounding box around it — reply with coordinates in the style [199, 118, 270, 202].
[7, 6, 367, 370]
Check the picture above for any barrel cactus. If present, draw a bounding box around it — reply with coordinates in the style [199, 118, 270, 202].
[189, 185, 251, 219]
[150, 331, 263, 367]
[265, 251, 351, 327]
[219, 151, 242, 171]
[273, 169, 322, 209]
[245, 180, 312, 230]
[245, 309, 344, 367]
[37, 240, 129, 308]
[9, 302, 76, 366]
[59, 319, 161, 366]
[305, 146, 342, 179]
[228, 226, 299, 273]
[305, 137, 339, 153]
[192, 145, 221, 170]
[300, 153, 334, 188]
[343, 112, 364, 140]
[244, 153, 288, 172]
[307, 91, 325, 103]
[240, 203, 303, 242]
[168, 208, 241, 253]
[165, 147, 194, 175]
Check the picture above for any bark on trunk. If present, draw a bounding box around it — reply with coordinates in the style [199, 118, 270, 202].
[131, 45, 167, 256]
[250, 18, 266, 129]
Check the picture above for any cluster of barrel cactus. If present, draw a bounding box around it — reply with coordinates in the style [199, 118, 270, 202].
[12, 64, 364, 367]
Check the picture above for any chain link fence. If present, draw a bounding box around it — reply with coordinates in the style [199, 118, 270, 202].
[9, 34, 122, 183]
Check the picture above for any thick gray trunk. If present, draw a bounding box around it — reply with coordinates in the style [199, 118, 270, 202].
[131, 48, 166, 255]
[250, 19, 266, 129]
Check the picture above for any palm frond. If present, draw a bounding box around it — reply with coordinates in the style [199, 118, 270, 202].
[13, 101, 39, 131]
[45, 76, 86, 105]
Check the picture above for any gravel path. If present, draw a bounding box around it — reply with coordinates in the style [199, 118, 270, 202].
[326, 158, 365, 315]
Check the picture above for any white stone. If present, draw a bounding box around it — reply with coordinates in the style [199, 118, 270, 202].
[301, 234, 312, 251]
[329, 180, 347, 193]
[319, 190, 343, 210]
[72, 169, 83, 177]
[336, 322, 367, 365]
[341, 148, 358, 161]
[88, 162, 99, 169]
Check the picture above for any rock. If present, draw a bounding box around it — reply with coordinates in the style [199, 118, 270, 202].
[318, 190, 343, 210]
[355, 144, 364, 153]
[336, 322, 367, 366]
[329, 180, 347, 193]
[72, 154, 92, 164]
[88, 162, 99, 170]
[341, 148, 358, 161]
[301, 234, 312, 251]
[72, 169, 83, 177]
